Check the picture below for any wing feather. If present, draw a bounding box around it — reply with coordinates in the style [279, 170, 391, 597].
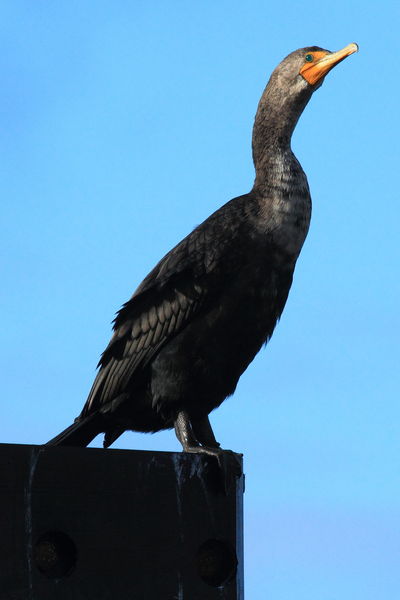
[83, 193, 252, 415]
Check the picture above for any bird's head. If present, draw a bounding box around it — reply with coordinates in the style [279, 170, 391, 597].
[253, 42, 358, 159]
[270, 43, 359, 96]
[299, 43, 358, 88]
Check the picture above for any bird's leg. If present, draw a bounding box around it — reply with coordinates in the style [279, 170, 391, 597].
[174, 410, 222, 458]
[174, 410, 201, 452]
[191, 415, 220, 449]
[174, 411, 242, 493]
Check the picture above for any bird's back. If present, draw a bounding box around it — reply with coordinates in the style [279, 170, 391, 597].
[80, 184, 308, 430]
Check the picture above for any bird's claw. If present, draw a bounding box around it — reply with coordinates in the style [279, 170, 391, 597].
[183, 445, 242, 494]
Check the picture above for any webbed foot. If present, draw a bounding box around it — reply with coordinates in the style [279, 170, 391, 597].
[174, 411, 242, 493]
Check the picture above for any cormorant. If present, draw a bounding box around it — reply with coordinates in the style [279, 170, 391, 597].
[48, 44, 358, 459]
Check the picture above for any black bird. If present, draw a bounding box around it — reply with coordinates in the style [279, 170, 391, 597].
[48, 44, 358, 458]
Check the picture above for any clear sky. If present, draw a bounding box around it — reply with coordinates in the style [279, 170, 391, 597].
[2, 2, 399, 598]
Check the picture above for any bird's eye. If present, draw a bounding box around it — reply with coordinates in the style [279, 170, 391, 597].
[305, 54, 314, 62]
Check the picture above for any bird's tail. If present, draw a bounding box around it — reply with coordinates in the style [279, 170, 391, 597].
[46, 413, 103, 447]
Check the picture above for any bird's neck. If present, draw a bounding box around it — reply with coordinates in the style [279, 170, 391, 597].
[251, 81, 311, 189]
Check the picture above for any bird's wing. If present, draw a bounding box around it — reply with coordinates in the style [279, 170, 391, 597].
[83, 197, 249, 414]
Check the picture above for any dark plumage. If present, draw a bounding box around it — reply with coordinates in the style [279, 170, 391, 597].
[48, 44, 357, 456]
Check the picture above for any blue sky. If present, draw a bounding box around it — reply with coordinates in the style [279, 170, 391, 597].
[2, 2, 399, 598]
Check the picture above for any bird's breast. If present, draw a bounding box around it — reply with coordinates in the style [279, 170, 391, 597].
[269, 190, 311, 256]
[255, 159, 311, 259]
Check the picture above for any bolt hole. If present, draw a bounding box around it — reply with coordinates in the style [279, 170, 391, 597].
[197, 538, 237, 587]
[34, 531, 77, 578]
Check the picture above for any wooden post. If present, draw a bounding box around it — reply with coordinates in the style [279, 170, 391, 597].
[0, 443, 244, 599]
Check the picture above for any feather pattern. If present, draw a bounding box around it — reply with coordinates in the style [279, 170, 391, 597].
[82, 199, 252, 415]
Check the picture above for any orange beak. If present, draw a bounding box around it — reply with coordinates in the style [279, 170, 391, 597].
[300, 43, 358, 86]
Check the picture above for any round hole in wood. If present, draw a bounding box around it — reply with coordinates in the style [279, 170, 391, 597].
[197, 538, 237, 587]
[34, 531, 77, 578]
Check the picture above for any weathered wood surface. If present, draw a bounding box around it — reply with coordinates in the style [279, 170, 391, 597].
[0, 443, 244, 599]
